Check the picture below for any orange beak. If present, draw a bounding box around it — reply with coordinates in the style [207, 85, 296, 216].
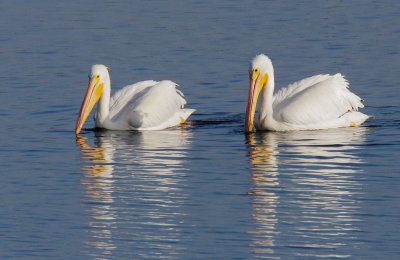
[245, 71, 268, 133]
[75, 76, 103, 135]
[245, 76, 257, 133]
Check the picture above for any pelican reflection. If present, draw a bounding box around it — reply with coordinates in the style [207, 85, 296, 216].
[77, 129, 192, 259]
[246, 127, 367, 258]
[77, 135, 116, 257]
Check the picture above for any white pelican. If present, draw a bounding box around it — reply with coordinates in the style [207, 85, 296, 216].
[245, 54, 370, 132]
[75, 65, 195, 135]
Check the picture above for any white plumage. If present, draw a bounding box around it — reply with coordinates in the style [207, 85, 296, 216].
[75, 65, 195, 134]
[245, 54, 369, 132]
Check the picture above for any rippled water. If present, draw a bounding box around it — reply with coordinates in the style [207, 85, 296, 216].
[1, 0, 400, 259]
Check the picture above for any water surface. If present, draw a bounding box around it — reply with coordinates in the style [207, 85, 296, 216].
[1, 0, 399, 259]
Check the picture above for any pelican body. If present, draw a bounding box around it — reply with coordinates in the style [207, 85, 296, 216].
[75, 65, 195, 134]
[245, 54, 369, 132]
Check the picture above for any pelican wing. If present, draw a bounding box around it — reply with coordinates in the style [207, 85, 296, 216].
[272, 74, 364, 125]
[273, 74, 334, 107]
[110, 80, 191, 130]
[109, 80, 157, 116]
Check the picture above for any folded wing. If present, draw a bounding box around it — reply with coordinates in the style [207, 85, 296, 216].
[273, 74, 364, 125]
[110, 80, 192, 130]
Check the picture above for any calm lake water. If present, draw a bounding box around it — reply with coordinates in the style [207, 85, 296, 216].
[1, 0, 399, 259]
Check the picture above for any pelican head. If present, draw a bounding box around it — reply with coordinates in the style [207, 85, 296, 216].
[245, 54, 273, 133]
[75, 65, 109, 135]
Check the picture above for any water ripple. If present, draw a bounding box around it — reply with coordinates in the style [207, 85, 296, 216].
[76, 130, 192, 259]
[246, 127, 367, 258]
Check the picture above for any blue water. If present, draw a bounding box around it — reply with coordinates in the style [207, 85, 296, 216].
[1, 0, 400, 259]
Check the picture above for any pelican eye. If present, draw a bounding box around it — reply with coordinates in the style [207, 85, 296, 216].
[251, 68, 260, 80]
